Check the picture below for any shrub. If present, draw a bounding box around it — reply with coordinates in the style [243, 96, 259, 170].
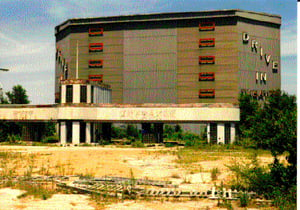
[7, 134, 22, 143]
[272, 185, 296, 209]
[16, 182, 54, 200]
[211, 167, 220, 181]
[111, 126, 127, 139]
[126, 124, 139, 139]
[182, 132, 205, 147]
[170, 132, 183, 140]
[239, 191, 251, 207]
[131, 140, 144, 148]
[165, 142, 175, 147]
[163, 125, 175, 139]
[234, 137, 257, 148]
[42, 135, 59, 143]
[228, 154, 277, 199]
[81, 143, 92, 147]
[32, 142, 44, 146]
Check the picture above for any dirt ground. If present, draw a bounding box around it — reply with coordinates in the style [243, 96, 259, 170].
[0, 145, 276, 210]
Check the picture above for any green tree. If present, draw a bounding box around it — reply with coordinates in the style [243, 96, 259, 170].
[6, 85, 30, 104]
[126, 124, 139, 139]
[250, 90, 296, 188]
[0, 85, 30, 141]
[237, 93, 259, 139]
[236, 90, 296, 206]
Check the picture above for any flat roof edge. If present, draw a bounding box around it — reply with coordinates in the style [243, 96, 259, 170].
[0, 103, 239, 109]
[55, 9, 281, 32]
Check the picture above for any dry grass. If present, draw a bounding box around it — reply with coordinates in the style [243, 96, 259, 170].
[0, 145, 278, 209]
[173, 145, 272, 166]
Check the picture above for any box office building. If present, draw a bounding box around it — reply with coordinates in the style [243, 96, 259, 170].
[54, 9, 281, 104]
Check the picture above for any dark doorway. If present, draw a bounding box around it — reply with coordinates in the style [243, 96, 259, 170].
[154, 123, 164, 143]
[80, 86, 87, 103]
[80, 122, 86, 143]
[66, 85, 73, 103]
[102, 123, 112, 142]
[66, 121, 72, 143]
[210, 123, 217, 144]
[225, 123, 231, 144]
[90, 122, 94, 142]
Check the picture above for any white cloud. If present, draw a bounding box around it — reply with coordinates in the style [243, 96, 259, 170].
[281, 20, 297, 56]
[48, 0, 162, 21]
[0, 31, 54, 73]
[282, 83, 297, 95]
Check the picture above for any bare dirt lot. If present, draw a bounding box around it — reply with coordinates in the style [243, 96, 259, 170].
[0, 145, 277, 209]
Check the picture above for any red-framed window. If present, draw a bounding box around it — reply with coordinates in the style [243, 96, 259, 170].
[89, 74, 103, 82]
[89, 43, 103, 52]
[89, 28, 103, 36]
[199, 56, 215, 64]
[199, 38, 215, 47]
[199, 72, 215, 81]
[199, 22, 215, 31]
[199, 89, 215, 98]
[89, 60, 103, 68]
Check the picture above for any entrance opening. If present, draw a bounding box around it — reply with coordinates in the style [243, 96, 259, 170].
[66, 85, 73, 103]
[225, 123, 231, 144]
[210, 123, 217, 144]
[80, 122, 86, 143]
[66, 121, 72, 143]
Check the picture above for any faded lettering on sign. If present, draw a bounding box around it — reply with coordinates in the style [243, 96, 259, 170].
[120, 109, 176, 120]
[13, 111, 34, 120]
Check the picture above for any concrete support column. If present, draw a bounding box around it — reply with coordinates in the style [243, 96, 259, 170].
[61, 85, 66, 104]
[217, 123, 225, 144]
[87, 85, 91, 104]
[56, 123, 60, 136]
[73, 84, 80, 103]
[72, 121, 80, 144]
[207, 123, 210, 143]
[86, 122, 91, 144]
[230, 123, 236, 143]
[60, 122, 67, 144]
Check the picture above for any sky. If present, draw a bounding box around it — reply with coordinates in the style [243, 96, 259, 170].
[0, 0, 297, 104]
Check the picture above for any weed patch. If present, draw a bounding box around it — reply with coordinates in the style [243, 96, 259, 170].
[16, 182, 55, 200]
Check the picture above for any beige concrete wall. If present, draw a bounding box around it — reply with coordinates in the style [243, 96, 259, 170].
[55, 35, 72, 97]
[0, 106, 240, 122]
[123, 29, 177, 103]
[65, 31, 124, 103]
[237, 21, 280, 92]
[55, 14, 279, 104]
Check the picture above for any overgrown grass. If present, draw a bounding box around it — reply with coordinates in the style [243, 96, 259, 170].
[174, 145, 271, 165]
[211, 167, 220, 181]
[16, 182, 56, 200]
[131, 140, 145, 148]
[0, 151, 27, 178]
[89, 193, 121, 209]
[227, 153, 296, 209]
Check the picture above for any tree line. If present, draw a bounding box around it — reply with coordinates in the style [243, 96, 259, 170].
[236, 89, 296, 208]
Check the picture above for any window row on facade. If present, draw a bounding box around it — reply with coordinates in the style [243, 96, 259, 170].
[199, 22, 215, 31]
[88, 28, 104, 80]
[89, 28, 103, 36]
[199, 89, 215, 98]
[198, 22, 215, 99]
